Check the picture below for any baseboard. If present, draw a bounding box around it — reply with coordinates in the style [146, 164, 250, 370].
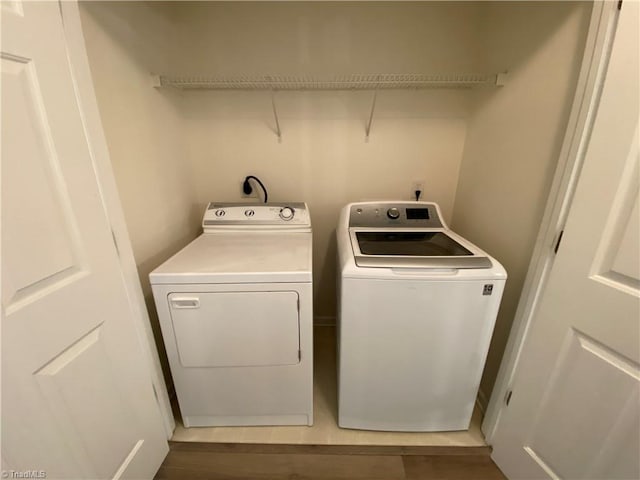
[314, 316, 336, 326]
[168, 441, 492, 456]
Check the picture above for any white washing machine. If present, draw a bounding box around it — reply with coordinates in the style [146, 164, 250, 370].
[151, 203, 313, 427]
[337, 201, 506, 432]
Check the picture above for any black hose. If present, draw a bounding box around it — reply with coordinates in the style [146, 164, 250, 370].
[243, 175, 268, 203]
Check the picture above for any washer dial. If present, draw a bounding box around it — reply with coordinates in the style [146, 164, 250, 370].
[279, 206, 295, 221]
[387, 207, 400, 219]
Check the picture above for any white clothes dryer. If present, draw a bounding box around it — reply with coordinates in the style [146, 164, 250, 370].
[337, 201, 506, 432]
[151, 203, 313, 427]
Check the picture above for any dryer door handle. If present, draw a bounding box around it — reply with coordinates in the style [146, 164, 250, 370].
[170, 297, 200, 309]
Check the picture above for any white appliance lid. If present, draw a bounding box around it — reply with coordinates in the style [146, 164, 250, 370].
[351, 229, 492, 269]
[150, 232, 312, 284]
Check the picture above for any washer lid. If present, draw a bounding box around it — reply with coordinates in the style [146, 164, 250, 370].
[150, 232, 312, 284]
[350, 228, 492, 269]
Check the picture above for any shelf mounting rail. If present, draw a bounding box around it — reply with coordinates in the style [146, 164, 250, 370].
[152, 73, 506, 139]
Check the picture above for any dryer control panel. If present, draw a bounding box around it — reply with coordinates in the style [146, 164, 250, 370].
[203, 202, 311, 230]
[349, 202, 444, 228]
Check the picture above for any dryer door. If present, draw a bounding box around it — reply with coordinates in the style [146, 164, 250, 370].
[168, 291, 300, 367]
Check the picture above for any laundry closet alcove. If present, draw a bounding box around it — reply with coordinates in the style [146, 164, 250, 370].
[78, 0, 592, 446]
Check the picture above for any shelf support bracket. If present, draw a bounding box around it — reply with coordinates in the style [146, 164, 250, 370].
[151, 74, 162, 88]
[365, 89, 378, 140]
[271, 90, 282, 141]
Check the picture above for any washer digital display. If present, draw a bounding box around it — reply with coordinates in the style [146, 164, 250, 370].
[406, 208, 429, 220]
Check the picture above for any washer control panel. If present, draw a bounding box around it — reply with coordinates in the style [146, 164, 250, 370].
[349, 202, 444, 228]
[203, 202, 310, 229]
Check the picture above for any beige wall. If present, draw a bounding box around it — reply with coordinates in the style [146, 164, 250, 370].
[81, 1, 593, 403]
[79, 2, 201, 388]
[451, 1, 592, 403]
[179, 90, 470, 317]
[169, 1, 485, 317]
[171, 2, 484, 75]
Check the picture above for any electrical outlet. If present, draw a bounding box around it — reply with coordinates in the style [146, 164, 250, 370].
[412, 180, 425, 201]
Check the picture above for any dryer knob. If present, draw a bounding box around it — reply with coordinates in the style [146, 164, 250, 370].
[279, 207, 295, 221]
[387, 207, 400, 219]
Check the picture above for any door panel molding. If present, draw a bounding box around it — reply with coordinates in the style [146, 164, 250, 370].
[525, 328, 639, 479]
[2, 51, 89, 313]
[591, 126, 639, 294]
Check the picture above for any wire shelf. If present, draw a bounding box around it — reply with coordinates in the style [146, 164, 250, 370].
[154, 73, 503, 90]
[152, 72, 506, 139]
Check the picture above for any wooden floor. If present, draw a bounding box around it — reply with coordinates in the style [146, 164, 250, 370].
[155, 442, 507, 479]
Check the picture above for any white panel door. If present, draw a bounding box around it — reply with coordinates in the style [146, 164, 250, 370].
[1, 2, 168, 479]
[491, 3, 639, 479]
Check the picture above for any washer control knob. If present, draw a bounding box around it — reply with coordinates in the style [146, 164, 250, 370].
[387, 207, 400, 219]
[244, 209, 255, 217]
[279, 206, 295, 221]
[215, 209, 225, 217]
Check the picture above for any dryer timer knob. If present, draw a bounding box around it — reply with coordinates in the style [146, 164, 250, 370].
[387, 207, 400, 219]
[279, 207, 295, 221]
